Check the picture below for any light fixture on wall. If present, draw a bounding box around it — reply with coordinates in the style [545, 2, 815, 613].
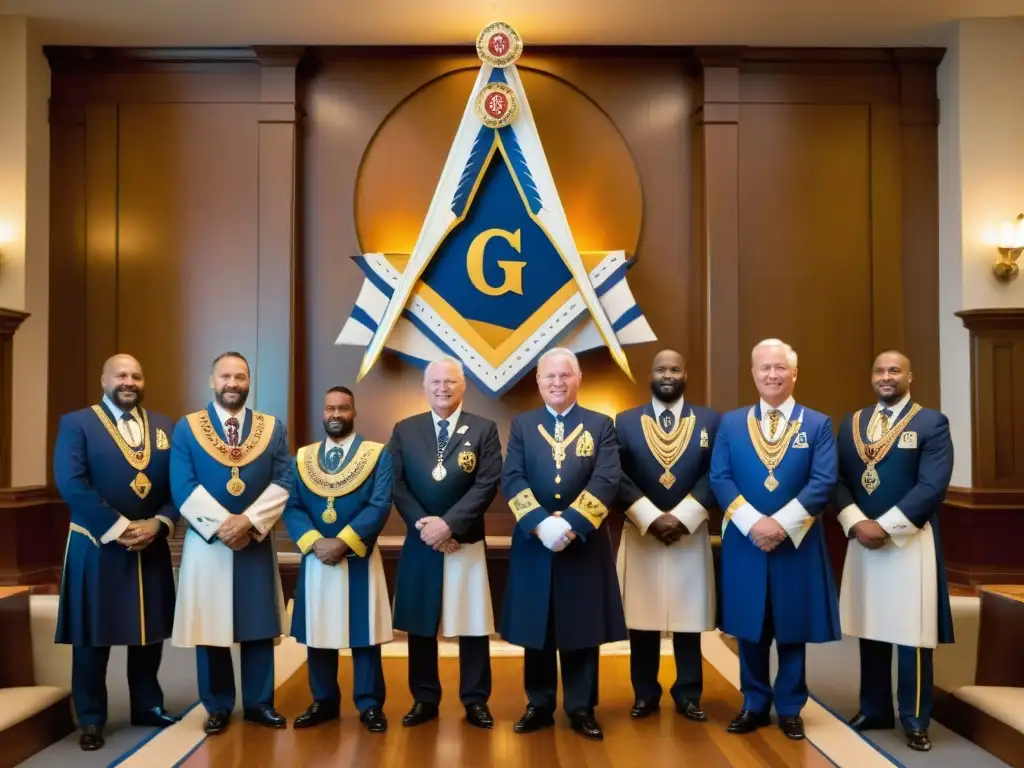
[994, 213, 1024, 282]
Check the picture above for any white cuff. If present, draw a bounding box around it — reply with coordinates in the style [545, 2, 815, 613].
[154, 515, 176, 538]
[728, 503, 763, 537]
[837, 504, 869, 537]
[180, 486, 231, 540]
[625, 496, 664, 535]
[671, 495, 709, 534]
[772, 499, 814, 549]
[877, 506, 918, 548]
[244, 482, 289, 539]
[100, 515, 131, 544]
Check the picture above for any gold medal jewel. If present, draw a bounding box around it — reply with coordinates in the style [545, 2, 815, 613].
[321, 497, 337, 524]
[432, 463, 447, 482]
[130, 471, 152, 499]
[861, 465, 880, 494]
[227, 466, 246, 496]
[852, 404, 921, 495]
[476, 21, 523, 68]
[476, 82, 518, 129]
[641, 413, 696, 491]
[746, 409, 801, 493]
[659, 470, 676, 490]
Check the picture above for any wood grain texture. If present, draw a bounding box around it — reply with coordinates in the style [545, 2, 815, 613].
[941, 486, 1024, 586]
[0, 309, 30, 487]
[976, 587, 1024, 688]
[0, 487, 69, 586]
[181, 654, 832, 768]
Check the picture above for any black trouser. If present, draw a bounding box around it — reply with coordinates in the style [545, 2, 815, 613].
[72, 644, 164, 728]
[628, 630, 703, 706]
[523, 597, 599, 717]
[408, 634, 492, 706]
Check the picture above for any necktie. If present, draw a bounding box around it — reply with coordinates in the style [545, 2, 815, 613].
[120, 413, 140, 447]
[326, 446, 343, 472]
[767, 409, 781, 440]
[880, 408, 893, 436]
[660, 409, 675, 433]
[437, 419, 450, 453]
[226, 417, 240, 447]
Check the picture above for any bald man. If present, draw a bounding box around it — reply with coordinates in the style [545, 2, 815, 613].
[53, 354, 181, 751]
[836, 351, 954, 753]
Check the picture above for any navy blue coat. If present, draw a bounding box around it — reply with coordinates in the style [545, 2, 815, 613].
[499, 404, 627, 651]
[836, 403, 955, 643]
[390, 411, 502, 636]
[710, 403, 841, 644]
[615, 402, 720, 513]
[54, 404, 178, 647]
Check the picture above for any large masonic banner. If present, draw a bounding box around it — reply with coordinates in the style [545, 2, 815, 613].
[336, 22, 656, 396]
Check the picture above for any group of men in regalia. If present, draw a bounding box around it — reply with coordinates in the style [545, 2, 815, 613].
[53, 338, 953, 755]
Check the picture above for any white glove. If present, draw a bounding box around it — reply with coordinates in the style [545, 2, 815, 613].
[536, 516, 572, 552]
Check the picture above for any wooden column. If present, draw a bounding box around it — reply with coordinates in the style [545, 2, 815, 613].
[691, 50, 741, 413]
[0, 309, 30, 488]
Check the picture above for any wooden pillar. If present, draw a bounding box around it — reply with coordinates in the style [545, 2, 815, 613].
[0, 309, 30, 488]
[691, 49, 741, 413]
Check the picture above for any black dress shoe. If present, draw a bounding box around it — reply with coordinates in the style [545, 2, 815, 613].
[569, 709, 604, 740]
[676, 700, 708, 722]
[360, 706, 388, 733]
[402, 701, 438, 727]
[79, 725, 104, 751]
[131, 706, 181, 728]
[905, 728, 931, 752]
[465, 703, 494, 729]
[513, 705, 555, 734]
[727, 709, 771, 734]
[779, 715, 805, 740]
[243, 706, 287, 729]
[848, 712, 895, 732]
[204, 712, 230, 735]
[294, 701, 340, 729]
[630, 699, 658, 718]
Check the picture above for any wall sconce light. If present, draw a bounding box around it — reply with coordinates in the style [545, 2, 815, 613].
[994, 213, 1024, 282]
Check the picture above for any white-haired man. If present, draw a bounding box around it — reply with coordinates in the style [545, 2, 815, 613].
[709, 339, 840, 740]
[388, 357, 503, 729]
[500, 348, 626, 741]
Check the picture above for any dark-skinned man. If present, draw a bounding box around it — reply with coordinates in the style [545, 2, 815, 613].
[500, 347, 626, 741]
[390, 357, 502, 729]
[170, 351, 292, 735]
[53, 353, 180, 751]
[614, 350, 719, 721]
[836, 350, 955, 753]
[284, 386, 392, 733]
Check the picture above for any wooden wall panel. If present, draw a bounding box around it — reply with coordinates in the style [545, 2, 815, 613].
[737, 103, 873, 419]
[0, 311, 30, 487]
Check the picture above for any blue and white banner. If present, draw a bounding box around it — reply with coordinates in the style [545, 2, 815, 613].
[337, 22, 656, 397]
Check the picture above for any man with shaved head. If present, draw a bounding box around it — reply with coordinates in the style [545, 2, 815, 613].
[53, 354, 180, 751]
[389, 357, 502, 729]
[614, 350, 719, 721]
[835, 350, 954, 753]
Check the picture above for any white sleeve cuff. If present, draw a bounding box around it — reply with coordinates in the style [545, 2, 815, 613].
[728, 503, 763, 537]
[100, 515, 131, 544]
[154, 515, 176, 538]
[837, 504, 869, 537]
[671, 495, 709, 534]
[772, 499, 813, 548]
[244, 482, 290, 539]
[625, 496, 665, 535]
[180, 486, 230, 540]
[877, 506, 918, 547]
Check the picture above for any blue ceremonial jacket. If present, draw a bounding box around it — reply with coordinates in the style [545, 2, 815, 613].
[54, 403, 178, 646]
[836, 403, 955, 643]
[615, 402, 720, 513]
[710, 403, 841, 644]
[170, 403, 292, 643]
[500, 404, 627, 651]
[390, 411, 502, 636]
[283, 435, 393, 648]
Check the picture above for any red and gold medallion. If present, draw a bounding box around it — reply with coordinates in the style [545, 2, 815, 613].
[476, 21, 523, 68]
[475, 82, 518, 128]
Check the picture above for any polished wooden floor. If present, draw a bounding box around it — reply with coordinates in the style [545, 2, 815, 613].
[182, 653, 832, 767]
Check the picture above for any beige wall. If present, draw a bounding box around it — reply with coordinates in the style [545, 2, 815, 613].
[938, 17, 1024, 487]
[0, 15, 50, 486]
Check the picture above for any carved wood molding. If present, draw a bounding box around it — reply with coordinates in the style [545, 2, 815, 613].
[0, 309, 29, 338]
[957, 308, 1024, 333]
[945, 486, 1024, 509]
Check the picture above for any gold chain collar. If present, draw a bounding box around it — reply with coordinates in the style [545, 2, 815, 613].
[91, 405, 151, 470]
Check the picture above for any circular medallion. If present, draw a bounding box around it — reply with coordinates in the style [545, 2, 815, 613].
[135, 451, 144, 461]
[321, 508, 338, 524]
[431, 464, 447, 482]
[476, 22, 523, 68]
[229, 447, 243, 461]
[227, 477, 246, 496]
[475, 83, 518, 129]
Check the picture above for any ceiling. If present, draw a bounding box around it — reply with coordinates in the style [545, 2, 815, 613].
[1, 0, 1023, 48]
